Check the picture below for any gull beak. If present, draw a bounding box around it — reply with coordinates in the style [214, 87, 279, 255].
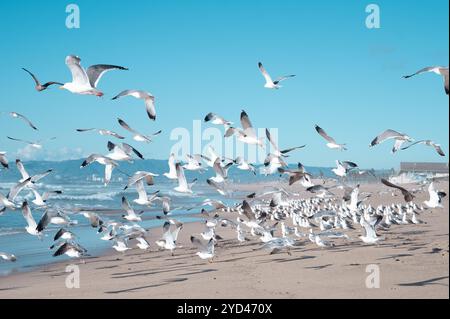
[59, 86, 65, 90]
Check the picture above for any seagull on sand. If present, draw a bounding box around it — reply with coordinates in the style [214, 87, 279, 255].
[400, 140, 445, 157]
[7, 136, 56, 149]
[315, 125, 347, 150]
[117, 118, 161, 143]
[76, 128, 125, 140]
[0, 152, 8, 169]
[359, 218, 382, 244]
[403, 66, 449, 95]
[258, 62, 295, 89]
[204, 113, 233, 126]
[112, 90, 156, 121]
[174, 163, 195, 194]
[60, 55, 128, 97]
[225, 110, 265, 147]
[112, 238, 131, 253]
[190, 236, 215, 261]
[424, 182, 446, 208]
[22, 68, 63, 92]
[136, 236, 151, 250]
[381, 179, 414, 202]
[0, 252, 17, 262]
[6, 112, 38, 130]
[369, 129, 413, 153]
[164, 153, 178, 180]
[81, 154, 118, 186]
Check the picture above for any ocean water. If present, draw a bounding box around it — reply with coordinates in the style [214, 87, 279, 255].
[0, 159, 386, 276]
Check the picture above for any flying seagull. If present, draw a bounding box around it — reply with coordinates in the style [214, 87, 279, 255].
[22, 68, 63, 92]
[76, 128, 125, 139]
[81, 154, 118, 186]
[0, 152, 8, 169]
[315, 125, 347, 150]
[121, 196, 143, 222]
[332, 160, 358, 177]
[8, 112, 38, 130]
[107, 141, 144, 162]
[424, 182, 446, 208]
[225, 110, 264, 147]
[174, 163, 195, 194]
[7, 136, 56, 149]
[190, 236, 215, 261]
[258, 62, 295, 89]
[204, 113, 233, 126]
[400, 140, 445, 157]
[21, 201, 41, 236]
[381, 178, 414, 202]
[60, 55, 128, 97]
[163, 153, 178, 180]
[370, 129, 413, 153]
[0, 252, 16, 262]
[403, 66, 449, 95]
[117, 118, 161, 143]
[265, 128, 305, 157]
[112, 90, 156, 121]
[53, 242, 87, 258]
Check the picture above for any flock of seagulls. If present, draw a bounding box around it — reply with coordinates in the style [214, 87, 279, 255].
[0, 57, 448, 265]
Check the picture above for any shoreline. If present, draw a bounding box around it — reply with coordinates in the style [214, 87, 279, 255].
[0, 180, 448, 298]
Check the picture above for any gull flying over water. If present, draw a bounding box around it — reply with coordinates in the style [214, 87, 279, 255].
[107, 141, 144, 162]
[60, 55, 128, 97]
[190, 236, 215, 261]
[332, 160, 358, 177]
[81, 154, 118, 186]
[163, 153, 178, 180]
[112, 90, 156, 121]
[370, 129, 413, 153]
[117, 118, 161, 143]
[174, 163, 195, 194]
[258, 62, 295, 89]
[8, 112, 38, 130]
[400, 140, 445, 157]
[121, 196, 143, 222]
[403, 66, 449, 95]
[21, 201, 41, 237]
[266, 128, 305, 157]
[315, 125, 347, 150]
[53, 242, 87, 258]
[22, 68, 63, 92]
[76, 128, 125, 140]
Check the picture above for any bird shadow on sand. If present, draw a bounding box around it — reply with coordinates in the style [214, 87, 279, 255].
[104, 277, 188, 294]
[304, 263, 333, 270]
[398, 276, 449, 287]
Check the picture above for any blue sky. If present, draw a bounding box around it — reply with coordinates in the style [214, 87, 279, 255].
[0, 0, 448, 169]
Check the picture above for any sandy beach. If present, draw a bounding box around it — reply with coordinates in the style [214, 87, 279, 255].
[0, 180, 448, 299]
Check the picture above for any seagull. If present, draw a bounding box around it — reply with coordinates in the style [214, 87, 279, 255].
[60, 55, 128, 97]
[400, 140, 445, 157]
[124, 171, 159, 205]
[22, 68, 63, 92]
[117, 118, 161, 143]
[206, 178, 228, 196]
[81, 154, 118, 186]
[306, 185, 335, 198]
[359, 219, 382, 244]
[7, 136, 56, 149]
[53, 242, 88, 258]
[211, 158, 232, 183]
[5, 177, 33, 203]
[233, 156, 256, 175]
[332, 160, 358, 177]
[201, 146, 221, 168]
[30, 189, 62, 207]
[16, 159, 52, 183]
[262, 153, 287, 175]
[403, 66, 449, 95]
[204, 113, 233, 126]
[21, 201, 41, 237]
[369, 129, 413, 153]
[80, 212, 104, 228]
[54, 228, 76, 241]
[278, 165, 313, 186]
[174, 163, 194, 194]
[112, 238, 131, 253]
[164, 153, 178, 180]
[76, 128, 125, 139]
[0, 252, 17, 262]
[36, 210, 75, 233]
[121, 196, 143, 222]
[107, 141, 144, 162]
[424, 182, 446, 208]
[190, 236, 215, 261]
[8, 112, 38, 130]
[136, 236, 151, 250]
[155, 221, 183, 255]
[0, 152, 8, 169]
[258, 62, 295, 89]
[381, 179, 414, 202]
[266, 128, 305, 157]
[225, 110, 264, 147]
[112, 90, 156, 120]
[183, 154, 206, 172]
[315, 125, 347, 150]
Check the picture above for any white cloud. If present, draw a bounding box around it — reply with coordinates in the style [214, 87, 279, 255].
[15, 146, 86, 161]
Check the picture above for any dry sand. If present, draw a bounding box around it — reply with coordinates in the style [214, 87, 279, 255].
[0, 180, 448, 299]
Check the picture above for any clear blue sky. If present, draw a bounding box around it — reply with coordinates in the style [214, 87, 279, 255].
[0, 0, 448, 169]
